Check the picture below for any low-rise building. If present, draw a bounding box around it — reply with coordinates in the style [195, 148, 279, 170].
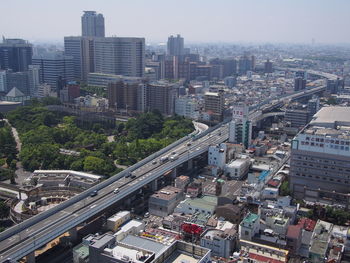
[149, 186, 184, 217]
[114, 219, 144, 241]
[200, 227, 236, 258]
[239, 213, 260, 241]
[208, 143, 227, 169]
[286, 225, 303, 254]
[239, 239, 289, 263]
[225, 158, 251, 180]
[175, 195, 217, 216]
[215, 204, 244, 224]
[106, 211, 131, 232]
[309, 220, 333, 263]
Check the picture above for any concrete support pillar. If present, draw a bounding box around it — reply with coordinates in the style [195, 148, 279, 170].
[151, 180, 158, 192]
[188, 159, 193, 170]
[69, 227, 78, 243]
[125, 198, 131, 206]
[26, 251, 36, 263]
[171, 168, 177, 179]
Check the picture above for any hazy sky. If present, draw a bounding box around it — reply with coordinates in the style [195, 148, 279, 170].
[1, 0, 350, 44]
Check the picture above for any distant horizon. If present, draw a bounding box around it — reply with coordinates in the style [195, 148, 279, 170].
[1, 0, 350, 45]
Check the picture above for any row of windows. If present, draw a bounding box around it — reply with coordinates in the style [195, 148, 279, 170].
[294, 172, 350, 184]
[300, 141, 350, 151]
[295, 161, 350, 172]
[305, 137, 350, 145]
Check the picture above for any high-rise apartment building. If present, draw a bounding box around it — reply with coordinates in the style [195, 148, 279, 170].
[0, 38, 33, 72]
[167, 34, 184, 56]
[146, 81, 178, 115]
[81, 11, 105, 37]
[204, 90, 225, 121]
[107, 77, 145, 112]
[94, 37, 145, 77]
[32, 53, 74, 90]
[294, 77, 306, 91]
[264, 59, 273, 73]
[290, 106, 350, 209]
[238, 56, 253, 75]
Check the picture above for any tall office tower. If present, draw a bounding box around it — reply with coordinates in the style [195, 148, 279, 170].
[32, 53, 74, 90]
[6, 71, 30, 95]
[0, 71, 7, 92]
[28, 65, 41, 97]
[81, 11, 105, 37]
[107, 77, 145, 112]
[167, 34, 184, 56]
[204, 90, 225, 121]
[64, 36, 95, 81]
[264, 59, 273, 73]
[0, 38, 33, 72]
[94, 37, 145, 77]
[146, 81, 178, 115]
[229, 103, 252, 148]
[290, 107, 350, 209]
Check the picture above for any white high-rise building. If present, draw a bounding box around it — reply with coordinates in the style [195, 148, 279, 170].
[229, 103, 252, 148]
[174, 96, 199, 119]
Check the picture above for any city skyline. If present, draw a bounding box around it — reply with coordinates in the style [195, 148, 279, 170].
[1, 0, 350, 45]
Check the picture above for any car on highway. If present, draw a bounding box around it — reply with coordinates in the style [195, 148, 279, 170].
[113, 188, 120, 194]
[160, 156, 168, 163]
[90, 190, 98, 197]
[152, 160, 157, 165]
[131, 174, 136, 179]
[187, 142, 191, 146]
[125, 173, 132, 178]
[169, 154, 179, 161]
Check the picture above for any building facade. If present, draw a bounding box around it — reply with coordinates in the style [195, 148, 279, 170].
[81, 11, 105, 37]
[0, 38, 32, 72]
[94, 37, 145, 77]
[290, 107, 350, 209]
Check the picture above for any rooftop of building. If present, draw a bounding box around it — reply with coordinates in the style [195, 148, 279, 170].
[241, 213, 259, 226]
[202, 227, 235, 240]
[309, 220, 333, 256]
[121, 235, 168, 257]
[72, 243, 89, 259]
[310, 106, 350, 127]
[286, 225, 302, 239]
[115, 220, 144, 237]
[179, 195, 217, 211]
[227, 158, 250, 167]
[108, 243, 155, 263]
[151, 186, 183, 201]
[89, 233, 115, 249]
[108, 211, 130, 222]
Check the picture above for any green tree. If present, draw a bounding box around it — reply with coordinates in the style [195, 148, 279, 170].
[280, 181, 290, 196]
[0, 201, 9, 219]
